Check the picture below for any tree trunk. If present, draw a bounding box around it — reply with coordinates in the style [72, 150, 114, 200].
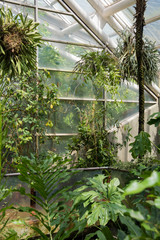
[135, 0, 147, 133]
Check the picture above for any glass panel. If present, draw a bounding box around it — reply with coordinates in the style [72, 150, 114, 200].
[75, 0, 95, 15]
[120, 7, 134, 25]
[40, 136, 73, 155]
[38, 0, 68, 11]
[46, 100, 104, 134]
[106, 82, 156, 101]
[38, 10, 100, 46]
[1, 2, 34, 18]
[1, 0, 34, 6]
[38, 42, 99, 70]
[145, 0, 160, 19]
[106, 102, 155, 127]
[44, 71, 103, 99]
[103, 23, 118, 37]
[1, 176, 30, 207]
[144, 20, 160, 46]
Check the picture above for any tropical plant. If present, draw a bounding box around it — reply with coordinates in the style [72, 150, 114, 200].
[0, 7, 42, 179]
[14, 153, 86, 240]
[71, 174, 125, 240]
[135, 0, 147, 133]
[1, 70, 58, 172]
[129, 131, 151, 159]
[129, 111, 160, 162]
[116, 1, 159, 133]
[74, 50, 120, 96]
[116, 31, 159, 85]
[118, 171, 160, 240]
[0, 181, 16, 239]
[0, 7, 41, 77]
[67, 104, 121, 167]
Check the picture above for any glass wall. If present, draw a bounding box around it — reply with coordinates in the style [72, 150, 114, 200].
[1, 0, 157, 156]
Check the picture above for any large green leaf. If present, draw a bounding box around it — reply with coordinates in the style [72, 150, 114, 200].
[147, 112, 160, 127]
[129, 131, 151, 158]
[124, 171, 160, 196]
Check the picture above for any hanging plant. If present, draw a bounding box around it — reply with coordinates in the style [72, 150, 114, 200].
[0, 7, 42, 77]
[74, 50, 120, 95]
[115, 30, 160, 84]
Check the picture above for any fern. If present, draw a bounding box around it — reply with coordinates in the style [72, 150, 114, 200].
[15, 153, 84, 239]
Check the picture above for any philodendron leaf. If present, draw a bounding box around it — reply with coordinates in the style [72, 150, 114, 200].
[124, 171, 160, 196]
[147, 112, 160, 127]
[129, 131, 151, 158]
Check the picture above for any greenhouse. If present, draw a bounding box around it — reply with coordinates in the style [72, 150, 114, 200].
[0, 0, 160, 239]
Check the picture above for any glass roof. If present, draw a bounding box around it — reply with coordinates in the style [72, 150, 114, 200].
[55, 0, 160, 50]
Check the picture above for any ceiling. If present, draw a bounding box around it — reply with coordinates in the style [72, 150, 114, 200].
[56, 0, 160, 51]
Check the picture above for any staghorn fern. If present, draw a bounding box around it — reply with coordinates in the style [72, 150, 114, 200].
[0, 7, 41, 77]
[115, 30, 159, 84]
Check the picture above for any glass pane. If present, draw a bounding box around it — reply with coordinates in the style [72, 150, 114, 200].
[38, 10, 100, 46]
[106, 81, 156, 101]
[1, 0, 34, 6]
[1, 2, 34, 18]
[144, 20, 160, 46]
[75, 0, 95, 15]
[46, 100, 104, 133]
[106, 102, 156, 127]
[45, 71, 103, 99]
[1, 176, 30, 207]
[40, 136, 73, 155]
[38, 0, 68, 11]
[38, 42, 99, 70]
[120, 7, 134, 25]
[145, 0, 160, 19]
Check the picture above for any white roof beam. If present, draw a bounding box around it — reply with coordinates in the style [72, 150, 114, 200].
[146, 15, 160, 25]
[61, 0, 117, 48]
[88, 0, 128, 32]
[102, 0, 136, 19]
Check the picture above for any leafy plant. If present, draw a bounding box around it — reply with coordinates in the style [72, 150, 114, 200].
[74, 50, 120, 96]
[67, 104, 121, 167]
[71, 174, 125, 240]
[14, 153, 86, 240]
[129, 131, 151, 159]
[115, 30, 159, 84]
[0, 7, 41, 77]
[148, 112, 160, 138]
[118, 171, 160, 240]
[116, 27, 159, 133]
[1, 70, 58, 171]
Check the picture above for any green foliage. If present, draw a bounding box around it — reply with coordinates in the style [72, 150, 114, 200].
[2, 70, 58, 165]
[124, 171, 160, 196]
[0, 182, 14, 239]
[115, 30, 159, 84]
[72, 174, 125, 228]
[85, 226, 116, 240]
[15, 153, 84, 240]
[67, 104, 121, 167]
[118, 171, 160, 240]
[129, 131, 151, 159]
[148, 112, 160, 127]
[0, 7, 41, 77]
[74, 50, 120, 96]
